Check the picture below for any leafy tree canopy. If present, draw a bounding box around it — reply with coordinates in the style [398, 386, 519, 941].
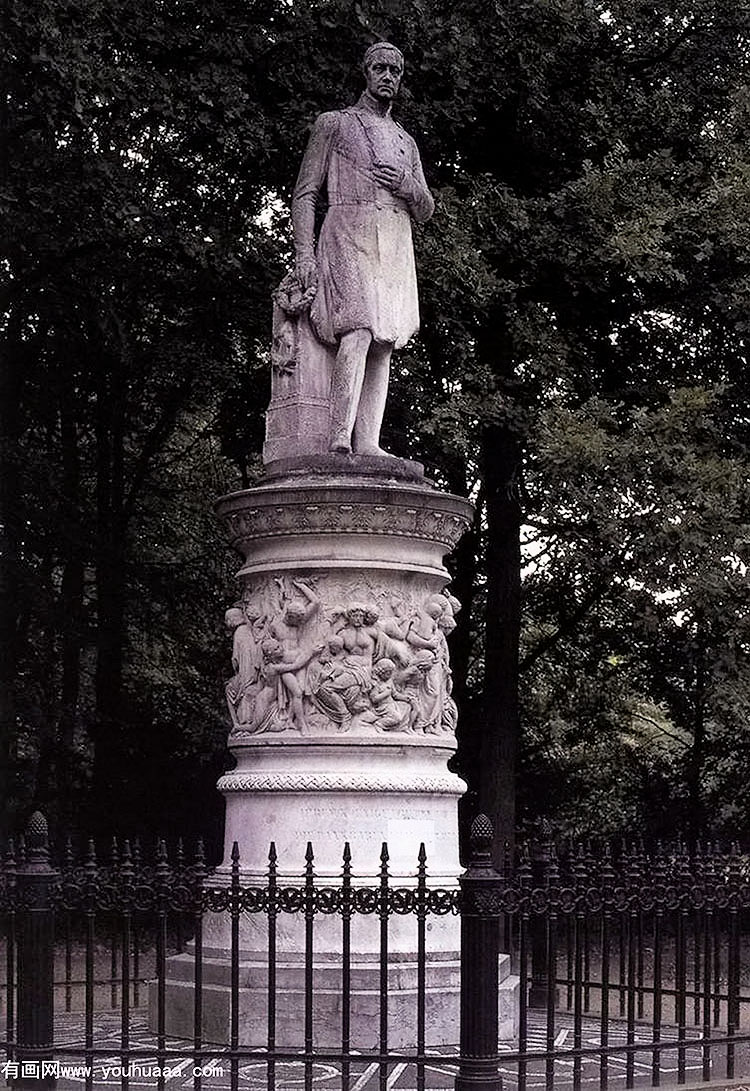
[4, 0, 750, 851]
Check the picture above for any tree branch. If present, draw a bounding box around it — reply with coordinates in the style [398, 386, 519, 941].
[519, 580, 609, 674]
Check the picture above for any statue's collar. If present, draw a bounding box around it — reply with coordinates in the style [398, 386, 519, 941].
[355, 92, 392, 118]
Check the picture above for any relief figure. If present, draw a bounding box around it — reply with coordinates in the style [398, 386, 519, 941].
[224, 606, 262, 727]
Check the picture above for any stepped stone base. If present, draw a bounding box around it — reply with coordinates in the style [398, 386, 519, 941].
[262, 452, 426, 484]
[151, 950, 519, 1048]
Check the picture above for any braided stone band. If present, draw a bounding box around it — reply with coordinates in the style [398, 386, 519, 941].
[217, 771, 466, 795]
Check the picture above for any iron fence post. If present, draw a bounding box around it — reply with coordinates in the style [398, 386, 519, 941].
[12, 812, 58, 1089]
[528, 822, 556, 1009]
[455, 815, 503, 1091]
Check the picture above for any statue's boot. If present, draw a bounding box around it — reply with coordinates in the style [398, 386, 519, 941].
[329, 330, 371, 452]
[352, 342, 392, 456]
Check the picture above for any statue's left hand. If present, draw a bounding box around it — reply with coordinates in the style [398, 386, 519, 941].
[372, 162, 406, 194]
[296, 253, 318, 293]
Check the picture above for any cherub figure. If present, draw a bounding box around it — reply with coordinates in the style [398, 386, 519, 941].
[253, 636, 323, 735]
[360, 658, 409, 732]
[269, 579, 320, 650]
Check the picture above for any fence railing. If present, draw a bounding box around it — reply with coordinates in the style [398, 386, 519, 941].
[2, 814, 750, 1090]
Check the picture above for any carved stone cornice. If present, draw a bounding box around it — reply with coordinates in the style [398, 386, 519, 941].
[215, 483, 472, 555]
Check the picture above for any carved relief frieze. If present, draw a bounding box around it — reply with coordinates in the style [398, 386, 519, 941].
[223, 572, 463, 743]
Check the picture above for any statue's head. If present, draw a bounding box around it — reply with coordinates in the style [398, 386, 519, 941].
[362, 42, 404, 103]
[261, 638, 284, 663]
[346, 602, 369, 626]
[425, 597, 446, 621]
[413, 648, 436, 671]
[284, 599, 307, 626]
[225, 607, 244, 630]
[438, 611, 456, 635]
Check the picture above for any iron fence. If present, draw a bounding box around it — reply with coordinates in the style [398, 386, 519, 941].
[2, 814, 750, 1090]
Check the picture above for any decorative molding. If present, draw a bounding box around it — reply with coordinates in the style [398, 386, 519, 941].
[218, 499, 471, 552]
[216, 771, 466, 796]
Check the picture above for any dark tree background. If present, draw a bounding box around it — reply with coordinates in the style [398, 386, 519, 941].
[3, 0, 750, 858]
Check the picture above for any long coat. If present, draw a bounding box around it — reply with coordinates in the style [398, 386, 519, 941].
[292, 95, 434, 349]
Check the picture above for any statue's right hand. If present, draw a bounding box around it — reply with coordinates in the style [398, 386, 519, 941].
[296, 255, 318, 292]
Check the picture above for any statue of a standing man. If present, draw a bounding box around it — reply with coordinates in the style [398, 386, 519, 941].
[292, 42, 434, 456]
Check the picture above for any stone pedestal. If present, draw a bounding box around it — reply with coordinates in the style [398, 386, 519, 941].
[155, 460, 519, 1046]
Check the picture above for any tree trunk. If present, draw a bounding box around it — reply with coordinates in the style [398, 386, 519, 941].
[0, 330, 23, 837]
[90, 334, 128, 834]
[479, 421, 523, 864]
[686, 615, 707, 848]
[56, 381, 86, 829]
[32, 550, 60, 816]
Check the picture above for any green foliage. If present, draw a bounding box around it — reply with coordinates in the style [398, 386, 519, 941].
[520, 385, 750, 839]
[5, 0, 750, 847]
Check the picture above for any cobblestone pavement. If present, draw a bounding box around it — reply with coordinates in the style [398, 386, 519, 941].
[4, 1011, 746, 1091]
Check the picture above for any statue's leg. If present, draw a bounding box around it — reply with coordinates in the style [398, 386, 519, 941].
[352, 340, 393, 456]
[329, 329, 372, 453]
[281, 671, 310, 735]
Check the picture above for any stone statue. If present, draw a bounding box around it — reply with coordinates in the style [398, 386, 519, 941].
[436, 598, 459, 733]
[310, 634, 371, 728]
[253, 636, 323, 736]
[291, 41, 434, 455]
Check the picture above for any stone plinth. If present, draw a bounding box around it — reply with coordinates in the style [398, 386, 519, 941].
[217, 470, 472, 581]
[154, 465, 521, 1047]
[155, 950, 518, 1050]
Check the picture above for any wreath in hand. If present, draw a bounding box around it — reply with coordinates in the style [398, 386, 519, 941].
[273, 272, 317, 316]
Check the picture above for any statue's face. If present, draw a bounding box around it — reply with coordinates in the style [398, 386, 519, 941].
[364, 50, 403, 102]
[225, 608, 244, 630]
[262, 638, 283, 662]
[285, 601, 306, 626]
